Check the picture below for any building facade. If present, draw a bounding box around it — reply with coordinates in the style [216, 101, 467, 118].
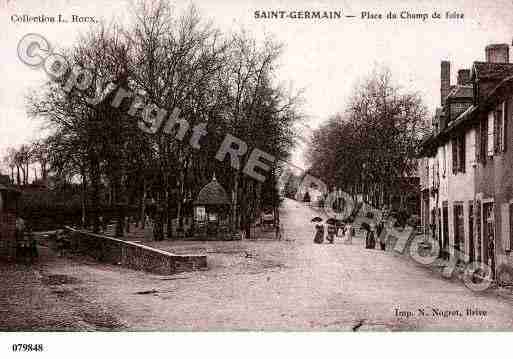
[420, 43, 513, 283]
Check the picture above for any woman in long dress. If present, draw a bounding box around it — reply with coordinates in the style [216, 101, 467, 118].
[344, 223, 353, 244]
[314, 223, 325, 244]
[365, 226, 376, 249]
[377, 221, 386, 250]
[326, 223, 336, 244]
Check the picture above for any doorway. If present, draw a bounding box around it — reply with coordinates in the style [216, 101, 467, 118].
[453, 202, 464, 252]
[469, 202, 475, 262]
[483, 202, 495, 277]
[442, 202, 449, 260]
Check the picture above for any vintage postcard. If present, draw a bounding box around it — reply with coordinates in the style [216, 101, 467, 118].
[1, 0, 513, 355]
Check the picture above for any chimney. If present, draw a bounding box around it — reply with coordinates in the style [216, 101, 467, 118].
[485, 44, 509, 63]
[457, 69, 471, 85]
[441, 61, 451, 106]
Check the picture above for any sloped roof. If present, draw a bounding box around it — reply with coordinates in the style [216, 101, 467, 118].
[483, 75, 513, 104]
[447, 85, 473, 99]
[472, 62, 513, 80]
[194, 176, 230, 205]
[421, 61, 513, 157]
[444, 105, 478, 133]
[419, 105, 477, 157]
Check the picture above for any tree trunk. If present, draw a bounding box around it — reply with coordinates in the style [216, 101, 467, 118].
[232, 171, 239, 232]
[176, 168, 185, 230]
[90, 155, 101, 234]
[140, 179, 147, 229]
[81, 169, 87, 228]
[241, 179, 251, 239]
[153, 138, 166, 242]
[166, 186, 174, 238]
[41, 162, 47, 182]
[113, 172, 124, 238]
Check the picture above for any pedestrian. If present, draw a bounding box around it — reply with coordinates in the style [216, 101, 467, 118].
[344, 222, 353, 244]
[365, 224, 376, 249]
[313, 223, 324, 244]
[326, 222, 336, 244]
[15, 216, 25, 242]
[275, 218, 281, 240]
[376, 221, 385, 250]
[379, 233, 386, 250]
[26, 222, 38, 262]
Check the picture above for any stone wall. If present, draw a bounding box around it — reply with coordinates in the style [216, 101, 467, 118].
[64, 227, 207, 275]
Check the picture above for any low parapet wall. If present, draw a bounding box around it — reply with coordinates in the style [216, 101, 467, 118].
[64, 227, 207, 275]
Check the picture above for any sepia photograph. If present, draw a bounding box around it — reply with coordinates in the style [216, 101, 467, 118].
[1, 0, 513, 356]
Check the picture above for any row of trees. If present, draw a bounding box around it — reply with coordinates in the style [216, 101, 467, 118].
[2, 141, 49, 186]
[22, 1, 300, 238]
[306, 67, 429, 209]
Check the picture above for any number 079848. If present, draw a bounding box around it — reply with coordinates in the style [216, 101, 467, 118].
[11, 344, 44, 352]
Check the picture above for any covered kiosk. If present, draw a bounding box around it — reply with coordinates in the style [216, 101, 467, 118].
[0, 178, 21, 261]
[193, 175, 231, 240]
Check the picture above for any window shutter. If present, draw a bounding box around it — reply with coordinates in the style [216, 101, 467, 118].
[494, 110, 500, 154]
[502, 203, 511, 252]
[482, 118, 488, 163]
[503, 100, 508, 152]
[452, 139, 458, 174]
[460, 135, 466, 173]
[510, 203, 513, 251]
[453, 205, 457, 247]
[476, 122, 482, 162]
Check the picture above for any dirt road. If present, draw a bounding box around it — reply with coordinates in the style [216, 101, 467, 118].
[2, 198, 513, 331]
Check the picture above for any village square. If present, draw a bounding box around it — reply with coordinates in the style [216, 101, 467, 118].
[2, 0, 513, 333]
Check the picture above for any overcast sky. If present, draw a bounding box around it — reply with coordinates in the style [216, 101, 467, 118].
[1, 0, 513, 172]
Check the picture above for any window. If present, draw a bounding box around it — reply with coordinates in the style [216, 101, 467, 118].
[451, 135, 466, 174]
[495, 103, 504, 153]
[194, 206, 206, 222]
[477, 118, 487, 163]
[470, 130, 477, 165]
[488, 111, 494, 156]
[459, 135, 466, 173]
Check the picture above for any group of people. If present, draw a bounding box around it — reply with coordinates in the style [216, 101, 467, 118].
[313, 219, 387, 251]
[363, 221, 386, 251]
[313, 221, 355, 244]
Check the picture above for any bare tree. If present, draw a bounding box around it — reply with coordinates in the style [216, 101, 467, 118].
[308, 66, 429, 208]
[25, 0, 300, 240]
